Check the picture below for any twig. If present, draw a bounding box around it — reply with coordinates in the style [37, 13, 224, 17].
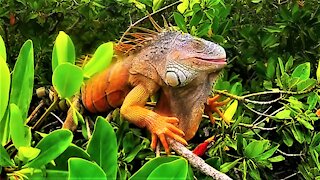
[118, 1, 181, 43]
[280, 172, 299, 180]
[32, 97, 59, 130]
[276, 149, 303, 157]
[243, 103, 276, 118]
[238, 123, 277, 131]
[252, 106, 272, 124]
[168, 138, 232, 180]
[255, 107, 285, 126]
[26, 100, 45, 125]
[50, 112, 64, 124]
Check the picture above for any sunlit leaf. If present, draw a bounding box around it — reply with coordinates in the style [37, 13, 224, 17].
[148, 159, 188, 179]
[9, 40, 34, 120]
[275, 109, 291, 119]
[17, 147, 40, 162]
[0, 56, 10, 121]
[87, 117, 117, 180]
[317, 60, 320, 83]
[52, 31, 75, 71]
[18, 169, 68, 180]
[83, 42, 113, 78]
[0, 110, 10, 145]
[224, 100, 238, 124]
[0, 36, 6, 61]
[152, 0, 164, 12]
[24, 129, 73, 168]
[244, 140, 269, 158]
[268, 155, 285, 162]
[52, 63, 83, 99]
[297, 118, 314, 130]
[177, 0, 189, 14]
[68, 158, 106, 179]
[9, 104, 31, 148]
[220, 158, 241, 173]
[292, 62, 310, 80]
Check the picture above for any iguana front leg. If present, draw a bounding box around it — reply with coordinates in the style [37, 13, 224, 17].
[120, 83, 187, 154]
[205, 95, 230, 124]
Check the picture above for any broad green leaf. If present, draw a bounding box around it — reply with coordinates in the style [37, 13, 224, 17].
[230, 82, 242, 95]
[0, 145, 14, 167]
[87, 117, 117, 180]
[292, 62, 310, 80]
[18, 169, 68, 180]
[224, 100, 238, 124]
[0, 36, 5, 61]
[282, 130, 293, 147]
[297, 79, 316, 91]
[68, 158, 106, 179]
[52, 63, 83, 99]
[317, 60, 320, 83]
[307, 92, 318, 110]
[255, 145, 279, 161]
[148, 159, 188, 179]
[0, 109, 10, 145]
[248, 164, 261, 180]
[24, 129, 73, 168]
[268, 155, 285, 162]
[9, 40, 34, 120]
[9, 104, 31, 148]
[244, 140, 269, 158]
[17, 147, 40, 162]
[0, 56, 10, 121]
[220, 158, 241, 173]
[297, 118, 314, 130]
[177, 0, 189, 14]
[52, 31, 75, 71]
[236, 134, 244, 155]
[47, 144, 91, 171]
[152, 0, 164, 12]
[251, 0, 261, 3]
[275, 109, 291, 119]
[130, 156, 181, 180]
[285, 56, 294, 72]
[278, 58, 285, 75]
[83, 42, 113, 78]
[174, 12, 187, 32]
[310, 132, 320, 149]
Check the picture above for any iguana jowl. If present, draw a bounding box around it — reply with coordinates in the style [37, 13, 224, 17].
[81, 31, 227, 154]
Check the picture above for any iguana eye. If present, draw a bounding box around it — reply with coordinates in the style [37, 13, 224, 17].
[192, 40, 205, 49]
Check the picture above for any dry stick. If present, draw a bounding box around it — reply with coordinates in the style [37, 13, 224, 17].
[168, 138, 232, 180]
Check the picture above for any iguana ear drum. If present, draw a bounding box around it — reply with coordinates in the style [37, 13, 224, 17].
[165, 62, 197, 87]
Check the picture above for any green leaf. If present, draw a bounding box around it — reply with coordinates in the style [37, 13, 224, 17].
[285, 56, 294, 72]
[268, 155, 285, 162]
[152, 0, 164, 12]
[148, 159, 188, 179]
[130, 156, 181, 180]
[0, 109, 10, 145]
[297, 118, 314, 130]
[0, 36, 6, 61]
[9, 104, 31, 148]
[52, 31, 75, 71]
[87, 117, 117, 180]
[291, 125, 304, 144]
[292, 62, 310, 80]
[220, 158, 241, 173]
[310, 132, 320, 149]
[282, 130, 293, 147]
[255, 145, 279, 161]
[9, 40, 34, 120]
[297, 79, 316, 91]
[275, 109, 291, 119]
[24, 129, 73, 168]
[68, 158, 106, 179]
[18, 169, 68, 180]
[266, 57, 276, 79]
[17, 147, 40, 162]
[244, 140, 269, 158]
[47, 144, 91, 171]
[83, 42, 113, 78]
[0, 56, 10, 121]
[189, 10, 203, 27]
[0, 145, 14, 167]
[251, 0, 261, 3]
[177, 0, 189, 14]
[52, 63, 83, 99]
[174, 12, 187, 32]
[317, 60, 320, 83]
[307, 92, 318, 110]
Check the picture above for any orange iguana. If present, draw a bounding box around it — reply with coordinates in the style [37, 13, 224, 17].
[67, 28, 227, 154]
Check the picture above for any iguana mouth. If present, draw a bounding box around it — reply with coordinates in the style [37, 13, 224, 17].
[196, 57, 227, 64]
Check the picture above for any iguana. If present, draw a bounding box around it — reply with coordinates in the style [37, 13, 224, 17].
[66, 27, 227, 154]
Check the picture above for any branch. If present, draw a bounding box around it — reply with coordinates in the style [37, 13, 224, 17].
[168, 138, 232, 180]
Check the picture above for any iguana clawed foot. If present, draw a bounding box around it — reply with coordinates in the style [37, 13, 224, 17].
[205, 95, 230, 124]
[148, 116, 188, 154]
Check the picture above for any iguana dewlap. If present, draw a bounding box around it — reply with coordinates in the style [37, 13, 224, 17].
[81, 31, 226, 154]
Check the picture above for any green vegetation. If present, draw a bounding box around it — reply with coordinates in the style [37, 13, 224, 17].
[0, 0, 319, 179]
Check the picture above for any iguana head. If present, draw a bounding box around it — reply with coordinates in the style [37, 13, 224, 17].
[156, 31, 227, 87]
